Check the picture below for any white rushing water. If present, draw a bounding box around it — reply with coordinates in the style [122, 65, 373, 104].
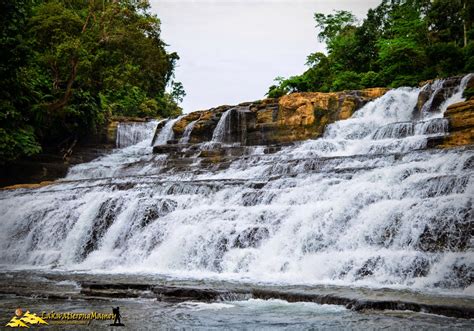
[179, 120, 198, 144]
[153, 116, 184, 146]
[115, 121, 158, 148]
[66, 120, 164, 180]
[0, 76, 472, 295]
[212, 108, 233, 143]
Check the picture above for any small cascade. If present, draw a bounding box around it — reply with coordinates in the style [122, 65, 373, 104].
[116, 121, 158, 148]
[210, 106, 250, 144]
[420, 79, 446, 114]
[211, 108, 234, 143]
[153, 116, 183, 146]
[414, 118, 449, 136]
[179, 120, 198, 144]
[371, 122, 414, 140]
[438, 73, 473, 113]
[371, 118, 448, 140]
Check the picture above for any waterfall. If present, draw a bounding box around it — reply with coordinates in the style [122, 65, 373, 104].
[0, 75, 472, 295]
[421, 73, 473, 118]
[179, 120, 198, 144]
[212, 108, 233, 143]
[438, 73, 473, 113]
[153, 116, 183, 146]
[116, 121, 158, 148]
[420, 79, 445, 115]
[66, 120, 161, 180]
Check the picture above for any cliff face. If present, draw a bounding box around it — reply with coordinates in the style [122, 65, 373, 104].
[436, 99, 474, 147]
[171, 88, 389, 146]
[418, 75, 474, 148]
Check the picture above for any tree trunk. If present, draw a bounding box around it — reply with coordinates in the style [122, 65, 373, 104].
[46, 5, 93, 113]
[464, 1, 467, 48]
[46, 59, 78, 113]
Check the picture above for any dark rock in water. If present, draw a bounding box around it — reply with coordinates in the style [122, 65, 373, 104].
[81, 198, 122, 259]
[416, 205, 472, 252]
[355, 257, 382, 279]
[139, 199, 177, 227]
[233, 227, 270, 248]
[113, 182, 136, 191]
[152, 286, 229, 302]
[417, 75, 469, 114]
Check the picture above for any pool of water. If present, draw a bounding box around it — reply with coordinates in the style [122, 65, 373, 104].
[0, 270, 472, 330]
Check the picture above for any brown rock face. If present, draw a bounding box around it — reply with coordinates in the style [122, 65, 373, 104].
[247, 88, 388, 145]
[165, 88, 388, 146]
[436, 99, 474, 148]
[172, 106, 233, 143]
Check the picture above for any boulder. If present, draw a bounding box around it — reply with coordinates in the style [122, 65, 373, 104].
[436, 99, 474, 147]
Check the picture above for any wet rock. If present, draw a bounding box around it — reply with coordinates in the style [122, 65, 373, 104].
[233, 227, 270, 248]
[416, 213, 472, 252]
[417, 75, 470, 114]
[153, 286, 229, 302]
[355, 257, 382, 279]
[140, 199, 177, 227]
[247, 88, 388, 145]
[438, 99, 474, 147]
[77, 281, 474, 319]
[81, 198, 122, 259]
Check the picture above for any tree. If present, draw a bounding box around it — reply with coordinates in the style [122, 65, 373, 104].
[314, 10, 357, 46]
[0, 0, 41, 162]
[0, 0, 184, 163]
[267, 0, 473, 95]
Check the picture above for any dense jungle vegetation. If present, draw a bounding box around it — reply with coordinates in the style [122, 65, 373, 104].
[267, 0, 474, 98]
[0, 0, 184, 163]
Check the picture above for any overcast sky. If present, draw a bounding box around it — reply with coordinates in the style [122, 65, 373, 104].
[150, 0, 381, 113]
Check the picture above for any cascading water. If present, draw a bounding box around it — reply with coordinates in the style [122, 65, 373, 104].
[439, 73, 473, 113]
[420, 78, 446, 115]
[212, 108, 233, 143]
[0, 76, 472, 297]
[421, 73, 473, 118]
[66, 120, 163, 180]
[115, 121, 158, 148]
[179, 120, 198, 144]
[152, 116, 183, 146]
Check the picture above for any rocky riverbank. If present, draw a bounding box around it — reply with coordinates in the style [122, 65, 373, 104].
[0, 271, 472, 319]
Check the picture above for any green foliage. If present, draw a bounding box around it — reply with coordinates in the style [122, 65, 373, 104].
[463, 87, 474, 99]
[268, 0, 474, 96]
[0, 127, 41, 162]
[0, 0, 184, 163]
[314, 10, 357, 45]
[425, 43, 464, 77]
[464, 41, 474, 71]
[331, 71, 363, 91]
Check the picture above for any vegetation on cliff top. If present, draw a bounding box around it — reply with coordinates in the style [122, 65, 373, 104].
[0, 0, 184, 163]
[267, 0, 474, 98]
